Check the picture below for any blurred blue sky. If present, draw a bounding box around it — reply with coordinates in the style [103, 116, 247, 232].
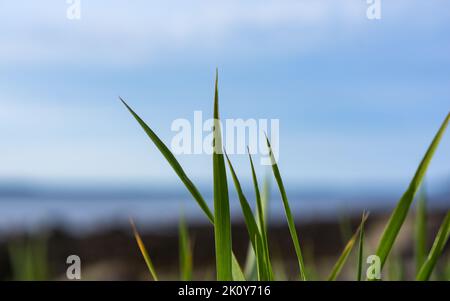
[1, 1, 449, 190]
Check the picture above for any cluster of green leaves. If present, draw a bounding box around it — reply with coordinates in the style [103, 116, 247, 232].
[123, 73, 450, 281]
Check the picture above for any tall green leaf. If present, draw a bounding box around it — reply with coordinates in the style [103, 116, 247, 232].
[225, 152, 260, 253]
[212, 70, 232, 280]
[130, 218, 159, 281]
[120, 98, 213, 222]
[328, 212, 369, 281]
[416, 211, 450, 281]
[265, 135, 307, 280]
[225, 152, 268, 280]
[376, 113, 450, 268]
[248, 150, 274, 280]
[244, 176, 270, 280]
[415, 187, 427, 274]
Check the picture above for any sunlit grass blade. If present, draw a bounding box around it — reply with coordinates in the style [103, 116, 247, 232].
[179, 215, 193, 281]
[415, 187, 427, 274]
[328, 212, 369, 281]
[265, 135, 307, 280]
[357, 211, 367, 281]
[248, 150, 274, 280]
[212, 70, 233, 280]
[416, 211, 450, 281]
[121, 96, 245, 280]
[376, 113, 450, 268]
[130, 218, 159, 281]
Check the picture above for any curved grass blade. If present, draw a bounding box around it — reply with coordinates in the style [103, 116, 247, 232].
[225, 152, 260, 251]
[225, 152, 268, 280]
[248, 150, 274, 280]
[130, 218, 158, 281]
[415, 187, 427, 274]
[328, 212, 369, 281]
[416, 211, 450, 281]
[120, 97, 213, 222]
[376, 113, 450, 268]
[179, 215, 193, 281]
[120, 96, 245, 280]
[265, 135, 307, 280]
[212, 70, 232, 280]
[357, 211, 367, 281]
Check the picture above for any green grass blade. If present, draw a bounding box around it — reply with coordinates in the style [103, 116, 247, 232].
[265, 135, 307, 280]
[254, 234, 265, 281]
[376, 113, 450, 268]
[357, 211, 367, 281]
[179, 215, 193, 281]
[130, 218, 159, 281]
[244, 176, 270, 280]
[120, 97, 213, 223]
[225, 152, 260, 251]
[121, 96, 245, 280]
[248, 150, 274, 280]
[415, 187, 427, 274]
[328, 212, 369, 281]
[416, 211, 450, 281]
[225, 152, 268, 280]
[212, 70, 233, 280]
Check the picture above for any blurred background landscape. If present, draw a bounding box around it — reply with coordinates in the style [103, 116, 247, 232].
[0, 1, 449, 280]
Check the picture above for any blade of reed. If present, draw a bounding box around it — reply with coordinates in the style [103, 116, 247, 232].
[225, 152, 268, 280]
[357, 211, 367, 281]
[120, 97, 213, 222]
[225, 152, 260, 252]
[328, 212, 369, 281]
[212, 70, 232, 280]
[130, 218, 158, 281]
[248, 150, 274, 280]
[254, 234, 265, 281]
[265, 135, 307, 280]
[416, 211, 450, 281]
[179, 215, 193, 281]
[244, 176, 270, 280]
[375, 113, 450, 268]
[121, 96, 245, 280]
[415, 187, 427, 274]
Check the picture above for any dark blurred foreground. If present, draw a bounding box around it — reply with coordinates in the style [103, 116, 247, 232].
[0, 211, 449, 281]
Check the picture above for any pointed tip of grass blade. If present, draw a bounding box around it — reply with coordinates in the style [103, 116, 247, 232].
[375, 113, 450, 268]
[129, 218, 159, 281]
[212, 72, 233, 281]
